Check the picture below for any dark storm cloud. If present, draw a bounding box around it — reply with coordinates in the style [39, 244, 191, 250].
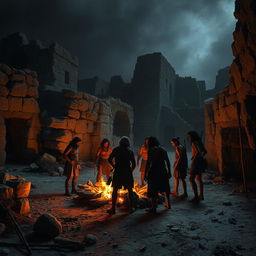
[0, 0, 235, 88]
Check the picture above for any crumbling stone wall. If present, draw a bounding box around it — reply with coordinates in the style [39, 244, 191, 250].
[205, 0, 256, 179]
[42, 90, 134, 161]
[0, 64, 40, 166]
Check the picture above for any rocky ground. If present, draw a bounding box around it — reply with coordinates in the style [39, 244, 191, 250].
[0, 157, 256, 256]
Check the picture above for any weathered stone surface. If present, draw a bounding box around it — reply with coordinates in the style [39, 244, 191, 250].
[0, 71, 8, 86]
[34, 214, 62, 239]
[46, 129, 73, 143]
[13, 198, 30, 215]
[44, 141, 67, 152]
[8, 96, 22, 112]
[67, 109, 80, 119]
[0, 64, 13, 75]
[68, 99, 89, 112]
[10, 73, 25, 82]
[6, 179, 31, 198]
[22, 98, 40, 113]
[0, 184, 13, 200]
[48, 118, 67, 129]
[67, 118, 76, 131]
[87, 121, 95, 133]
[75, 119, 88, 133]
[26, 86, 38, 98]
[0, 86, 9, 97]
[25, 74, 39, 86]
[63, 89, 83, 99]
[0, 97, 8, 111]
[9, 82, 27, 97]
[81, 111, 98, 122]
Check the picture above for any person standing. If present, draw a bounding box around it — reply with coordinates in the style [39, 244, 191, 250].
[63, 137, 82, 196]
[170, 137, 188, 198]
[136, 137, 149, 186]
[187, 131, 207, 202]
[107, 136, 136, 215]
[95, 138, 113, 182]
[145, 136, 171, 213]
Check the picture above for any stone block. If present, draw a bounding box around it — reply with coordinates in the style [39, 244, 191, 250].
[67, 109, 80, 119]
[48, 118, 67, 129]
[8, 96, 22, 112]
[44, 141, 67, 152]
[99, 102, 110, 115]
[0, 97, 8, 111]
[47, 129, 73, 143]
[0, 134, 6, 150]
[98, 114, 111, 124]
[26, 86, 39, 98]
[75, 120, 88, 133]
[68, 99, 89, 112]
[22, 98, 40, 113]
[0, 64, 13, 75]
[0, 71, 8, 86]
[0, 86, 9, 97]
[81, 111, 98, 122]
[67, 119, 76, 131]
[10, 73, 25, 82]
[9, 82, 27, 97]
[230, 60, 243, 91]
[6, 179, 31, 198]
[0, 184, 13, 200]
[27, 139, 39, 153]
[63, 89, 83, 99]
[13, 198, 30, 215]
[87, 121, 95, 133]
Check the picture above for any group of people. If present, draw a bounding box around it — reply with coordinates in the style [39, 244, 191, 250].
[62, 130, 207, 214]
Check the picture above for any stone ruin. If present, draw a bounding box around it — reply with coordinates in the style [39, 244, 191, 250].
[204, 0, 256, 179]
[0, 64, 40, 166]
[0, 64, 134, 167]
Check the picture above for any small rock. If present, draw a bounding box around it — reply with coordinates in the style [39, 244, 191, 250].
[0, 223, 6, 235]
[103, 232, 108, 235]
[161, 242, 167, 247]
[199, 243, 207, 250]
[30, 163, 39, 169]
[112, 243, 118, 248]
[139, 245, 146, 252]
[228, 218, 237, 225]
[218, 211, 224, 216]
[190, 224, 200, 231]
[170, 227, 180, 232]
[49, 171, 59, 177]
[211, 217, 220, 223]
[223, 202, 232, 206]
[58, 167, 64, 176]
[84, 234, 98, 245]
[0, 248, 9, 256]
[204, 209, 214, 215]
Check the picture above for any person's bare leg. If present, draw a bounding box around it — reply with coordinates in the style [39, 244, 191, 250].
[140, 172, 145, 186]
[128, 188, 134, 213]
[180, 178, 188, 197]
[189, 174, 199, 201]
[96, 167, 102, 182]
[171, 178, 179, 196]
[107, 188, 118, 214]
[65, 177, 71, 196]
[71, 175, 78, 193]
[196, 175, 204, 200]
[164, 192, 171, 209]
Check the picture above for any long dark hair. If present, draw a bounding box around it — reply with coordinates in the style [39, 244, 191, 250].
[171, 137, 180, 146]
[187, 131, 201, 143]
[119, 136, 130, 148]
[68, 137, 81, 149]
[148, 136, 160, 148]
[100, 138, 110, 149]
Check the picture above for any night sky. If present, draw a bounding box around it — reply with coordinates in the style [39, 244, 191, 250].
[0, 0, 236, 88]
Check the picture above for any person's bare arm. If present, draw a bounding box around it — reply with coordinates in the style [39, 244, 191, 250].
[63, 146, 73, 164]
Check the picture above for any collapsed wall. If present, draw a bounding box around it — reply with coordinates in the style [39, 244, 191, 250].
[205, 0, 256, 179]
[41, 91, 134, 161]
[0, 64, 40, 166]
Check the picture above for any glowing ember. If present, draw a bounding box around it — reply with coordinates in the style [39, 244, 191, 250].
[78, 178, 148, 204]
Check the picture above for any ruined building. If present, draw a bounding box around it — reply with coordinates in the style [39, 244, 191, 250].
[0, 33, 134, 167]
[205, 0, 256, 179]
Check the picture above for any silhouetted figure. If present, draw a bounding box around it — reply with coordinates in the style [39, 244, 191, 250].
[63, 137, 82, 196]
[107, 136, 136, 215]
[136, 137, 149, 186]
[95, 138, 113, 182]
[187, 131, 207, 202]
[145, 136, 171, 213]
[171, 137, 188, 198]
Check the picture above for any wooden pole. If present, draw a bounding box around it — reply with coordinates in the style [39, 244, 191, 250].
[236, 102, 248, 198]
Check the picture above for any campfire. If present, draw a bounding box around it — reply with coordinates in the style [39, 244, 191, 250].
[77, 179, 149, 208]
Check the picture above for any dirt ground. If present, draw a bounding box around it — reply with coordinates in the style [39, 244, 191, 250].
[1, 157, 256, 256]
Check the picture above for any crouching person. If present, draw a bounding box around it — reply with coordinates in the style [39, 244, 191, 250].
[63, 137, 82, 196]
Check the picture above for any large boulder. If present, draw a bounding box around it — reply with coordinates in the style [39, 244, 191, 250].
[0, 184, 13, 200]
[34, 214, 62, 239]
[6, 179, 31, 199]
